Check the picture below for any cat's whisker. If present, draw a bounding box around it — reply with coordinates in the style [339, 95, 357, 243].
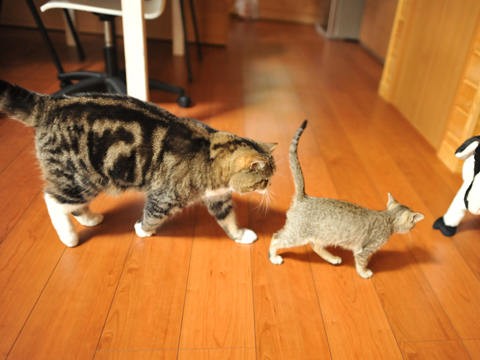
[263, 187, 275, 214]
[253, 187, 272, 215]
[259, 189, 271, 215]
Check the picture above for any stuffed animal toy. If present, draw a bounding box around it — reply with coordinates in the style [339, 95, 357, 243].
[433, 135, 480, 236]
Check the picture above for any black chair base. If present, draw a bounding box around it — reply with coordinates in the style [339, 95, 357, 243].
[54, 71, 125, 96]
[55, 71, 192, 108]
[51, 14, 192, 108]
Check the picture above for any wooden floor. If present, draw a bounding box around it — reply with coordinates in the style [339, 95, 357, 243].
[1, 20, 480, 360]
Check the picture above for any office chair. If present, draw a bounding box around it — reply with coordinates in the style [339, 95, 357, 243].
[41, 0, 192, 107]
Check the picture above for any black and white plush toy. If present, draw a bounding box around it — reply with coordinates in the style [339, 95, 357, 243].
[433, 136, 480, 236]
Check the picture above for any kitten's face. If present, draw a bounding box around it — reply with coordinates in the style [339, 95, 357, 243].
[387, 193, 424, 233]
[393, 209, 424, 233]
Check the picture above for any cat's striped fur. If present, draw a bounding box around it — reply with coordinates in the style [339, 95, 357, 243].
[269, 120, 423, 278]
[0, 80, 276, 247]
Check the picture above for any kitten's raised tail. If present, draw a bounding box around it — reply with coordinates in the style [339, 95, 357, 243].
[290, 120, 308, 201]
[0, 79, 45, 127]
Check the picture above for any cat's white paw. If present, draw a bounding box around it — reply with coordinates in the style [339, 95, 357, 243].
[74, 213, 104, 227]
[134, 222, 154, 238]
[59, 231, 79, 248]
[269, 254, 284, 265]
[235, 229, 258, 244]
[357, 269, 373, 279]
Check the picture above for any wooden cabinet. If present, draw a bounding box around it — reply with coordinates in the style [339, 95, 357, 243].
[379, 0, 480, 172]
[257, 0, 329, 24]
[359, 0, 398, 61]
[437, 22, 480, 171]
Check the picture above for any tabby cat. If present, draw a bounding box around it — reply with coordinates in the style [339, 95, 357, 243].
[269, 120, 424, 278]
[0, 80, 276, 247]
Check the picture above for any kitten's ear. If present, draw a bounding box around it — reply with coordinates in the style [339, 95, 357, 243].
[413, 212, 425, 223]
[262, 142, 278, 153]
[387, 193, 397, 208]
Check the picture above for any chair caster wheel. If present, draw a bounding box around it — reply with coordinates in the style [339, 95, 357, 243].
[177, 95, 192, 108]
[60, 80, 73, 88]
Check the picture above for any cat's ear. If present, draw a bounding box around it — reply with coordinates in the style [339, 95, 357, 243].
[209, 132, 233, 159]
[262, 142, 277, 153]
[250, 159, 266, 171]
[412, 212, 425, 223]
[387, 193, 397, 208]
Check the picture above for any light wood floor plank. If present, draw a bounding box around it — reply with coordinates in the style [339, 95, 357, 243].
[0, 120, 34, 174]
[178, 206, 255, 349]
[96, 210, 194, 352]
[401, 340, 471, 359]
[178, 348, 255, 360]
[0, 193, 65, 357]
[0, 137, 41, 244]
[463, 339, 480, 359]
[95, 349, 177, 360]
[7, 193, 140, 359]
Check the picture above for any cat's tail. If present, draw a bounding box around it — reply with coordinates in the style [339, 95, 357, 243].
[0, 79, 46, 127]
[290, 120, 308, 200]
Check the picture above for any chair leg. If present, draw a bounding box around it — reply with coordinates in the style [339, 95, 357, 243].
[189, 0, 202, 61]
[149, 79, 192, 107]
[101, 15, 120, 76]
[58, 71, 106, 81]
[25, 0, 68, 82]
[105, 77, 127, 94]
[179, 0, 193, 83]
[62, 9, 86, 61]
[52, 77, 107, 96]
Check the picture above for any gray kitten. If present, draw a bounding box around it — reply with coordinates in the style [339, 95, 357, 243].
[269, 120, 424, 278]
[0, 80, 276, 247]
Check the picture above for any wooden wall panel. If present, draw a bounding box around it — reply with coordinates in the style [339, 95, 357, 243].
[436, 21, 480, 172]
[359, 0, 398, 61]
[379, 0, 480, 149]
[258, 0, 329, 24]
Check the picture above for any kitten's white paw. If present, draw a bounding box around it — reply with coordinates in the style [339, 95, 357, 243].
[235, 229, 257, 244]
[329, 256, 342, 265]
[134, 222, 154, 238]
[75, 213, 104, 227]
[59, 231, 79, 248]
[269, 255, 284, 265]
[358, 269, 373, 279]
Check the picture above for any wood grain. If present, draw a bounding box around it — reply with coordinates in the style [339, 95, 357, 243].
[7, 193, 140, 359]
[380, 0, 480, 148]
[360, 0, 398, 61]
[0, 194, 65, 357]
[1, 20, 479, 359]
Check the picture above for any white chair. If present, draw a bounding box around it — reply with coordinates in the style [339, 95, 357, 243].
[41, 0, 192, 107]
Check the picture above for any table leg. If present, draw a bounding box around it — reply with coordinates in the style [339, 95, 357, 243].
[120, 0, 149, 101]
